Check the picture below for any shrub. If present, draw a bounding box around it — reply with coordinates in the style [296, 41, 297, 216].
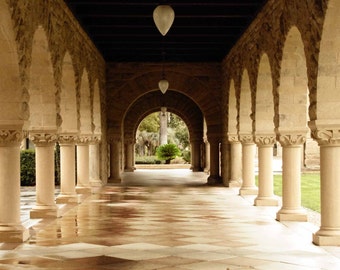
[20, 147, 61, 186]
[182, 150, 191, 163]
[156, 143, 181, 164]
[20, 149, 36, 186]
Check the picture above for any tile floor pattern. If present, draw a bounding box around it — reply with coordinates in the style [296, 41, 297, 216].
[1, 169, 340, 269]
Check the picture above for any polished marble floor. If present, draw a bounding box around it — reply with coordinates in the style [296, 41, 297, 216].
[2, 169, 340, 269]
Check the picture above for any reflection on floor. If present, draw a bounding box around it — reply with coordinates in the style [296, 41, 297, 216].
[2, 169, 340, 269]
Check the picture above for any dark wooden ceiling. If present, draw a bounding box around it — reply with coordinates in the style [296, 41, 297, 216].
[65, 1, 267, 62]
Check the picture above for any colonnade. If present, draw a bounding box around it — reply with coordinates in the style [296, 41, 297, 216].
[0, 129, 102, 242]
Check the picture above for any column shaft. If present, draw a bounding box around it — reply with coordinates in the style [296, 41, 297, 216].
[254, 143, 278, 206]
[207, 139, 221, 184]
[191, 140, 202, 172]
[108, 140, 121, 183]
[239, 142, 258, 195]
[89, 142, 102, 186]
[229, 139, 242, 187]
[30, 132, 59, 219]
[56, 139, 78, 204]
[124, 141, 134, 172]
[313, 144, 340, 245]
[276, 142, 307, 221]
[204, 140, 210, 173]
[0, 132, 29, 242]
[76, 143, 91, 193]
[221, 140, 230, 186]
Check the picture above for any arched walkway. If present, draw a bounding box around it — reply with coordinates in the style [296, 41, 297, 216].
[7, 170, 340, 269]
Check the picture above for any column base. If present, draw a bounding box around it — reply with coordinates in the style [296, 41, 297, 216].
[228, 179, 242, 188]
[0, 224, 29, 243]
[239, 186, 258, 195]
[254, 196, 279, 206]
[276, 208, 308, 221]
[30, 205, 60, 219]
[90, 179, 103, 187]
[124, 168, 134, 172]
[56, 194, 80, 204]
[76, 186, 92, 194]
[108, 177, 121, 184]
[207, 175, 221, 185]
[313, 228, 340, 246]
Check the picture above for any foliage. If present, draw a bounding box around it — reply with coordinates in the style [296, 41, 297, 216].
[135, 155, 161, 164]
[256, 173, 320, 212]
[156, 143, 181, 164]
[168, 113, 189, 150]
[20, 147, 61, 186]
[138, 112, 160, 132]
[20, 150, 36, 186]
[181, 150, 191, 163]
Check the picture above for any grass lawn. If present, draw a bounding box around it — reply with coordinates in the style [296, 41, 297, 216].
[257, 173, 320, 212]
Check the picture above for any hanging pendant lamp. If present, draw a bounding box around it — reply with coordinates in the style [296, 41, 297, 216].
[153, 5, 175, 36]
[158, 79, 169, 94]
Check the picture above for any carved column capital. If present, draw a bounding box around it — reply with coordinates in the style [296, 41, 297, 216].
[254, 134, 276, 147]
[0, 129, 25, 146]
[239, 134, 254, 144]
[77, 135, 92, 145]
[89, 134, 102, 144]
[58, 134, 78, 145]
[227, 134, 239, 143]
[311, 129, 340, 146]
[29, 132, 57, 146]
[278, 133, 306, 147]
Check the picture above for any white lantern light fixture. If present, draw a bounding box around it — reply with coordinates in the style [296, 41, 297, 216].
[153, 5, 175, 36]
[158, 79, 169, 94]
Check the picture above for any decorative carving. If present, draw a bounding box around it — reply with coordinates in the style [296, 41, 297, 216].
[0, 129, 24, 145]
[58, 134, 78, 144]
[77, 135, 92, 145]
[311, 129, 340, 146]
[90, 135, 102, 144]
[239, 134, 254, 144]
[254, 135, 276, 146]
[227, 134, 239, 143]
[29, 132, 58, 146]
[278, 133, 306, 146]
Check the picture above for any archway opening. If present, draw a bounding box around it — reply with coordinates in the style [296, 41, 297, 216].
[134, 111, 190, 167]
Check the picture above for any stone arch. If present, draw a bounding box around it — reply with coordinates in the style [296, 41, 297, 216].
[92, 80, 101, 135]
[0, 1, 23, 124]
[227, 79, 238, 136]
[79, 70, 92, 134]
[28, 26, 56, 130]
[59, 51, 77, 133]
[255, 53, 274, 134]
[315, 0, 340, 123]
[239, 69, 252, 136]
[124, 91, 203, 142]
[107, 67, 221, 139]
[276, 26, 308, 133]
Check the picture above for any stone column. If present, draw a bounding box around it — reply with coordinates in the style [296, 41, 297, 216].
[124, 139, 134, 172]
[76, 136, 92, 194]
[254, 135, 278, 206]
[56, 134, 79, 204]
[207, 137, 221, 185]
[221, 138, 231, 186]
[108, 138, 121, 183]
[29, 131, 59, 218]
[89, 135, 102, 187]
[311, 126, 340, 245]
[276, 133, 307, 221]
[191, 139, 202, 172]
[204, 138, 210, 173]
[0, 128, 29, 242]
[239, 134, 258, 195]
[228, 134, 242, 187]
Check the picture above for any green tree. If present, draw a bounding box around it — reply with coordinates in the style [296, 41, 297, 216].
[156, 143, 181, 164]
